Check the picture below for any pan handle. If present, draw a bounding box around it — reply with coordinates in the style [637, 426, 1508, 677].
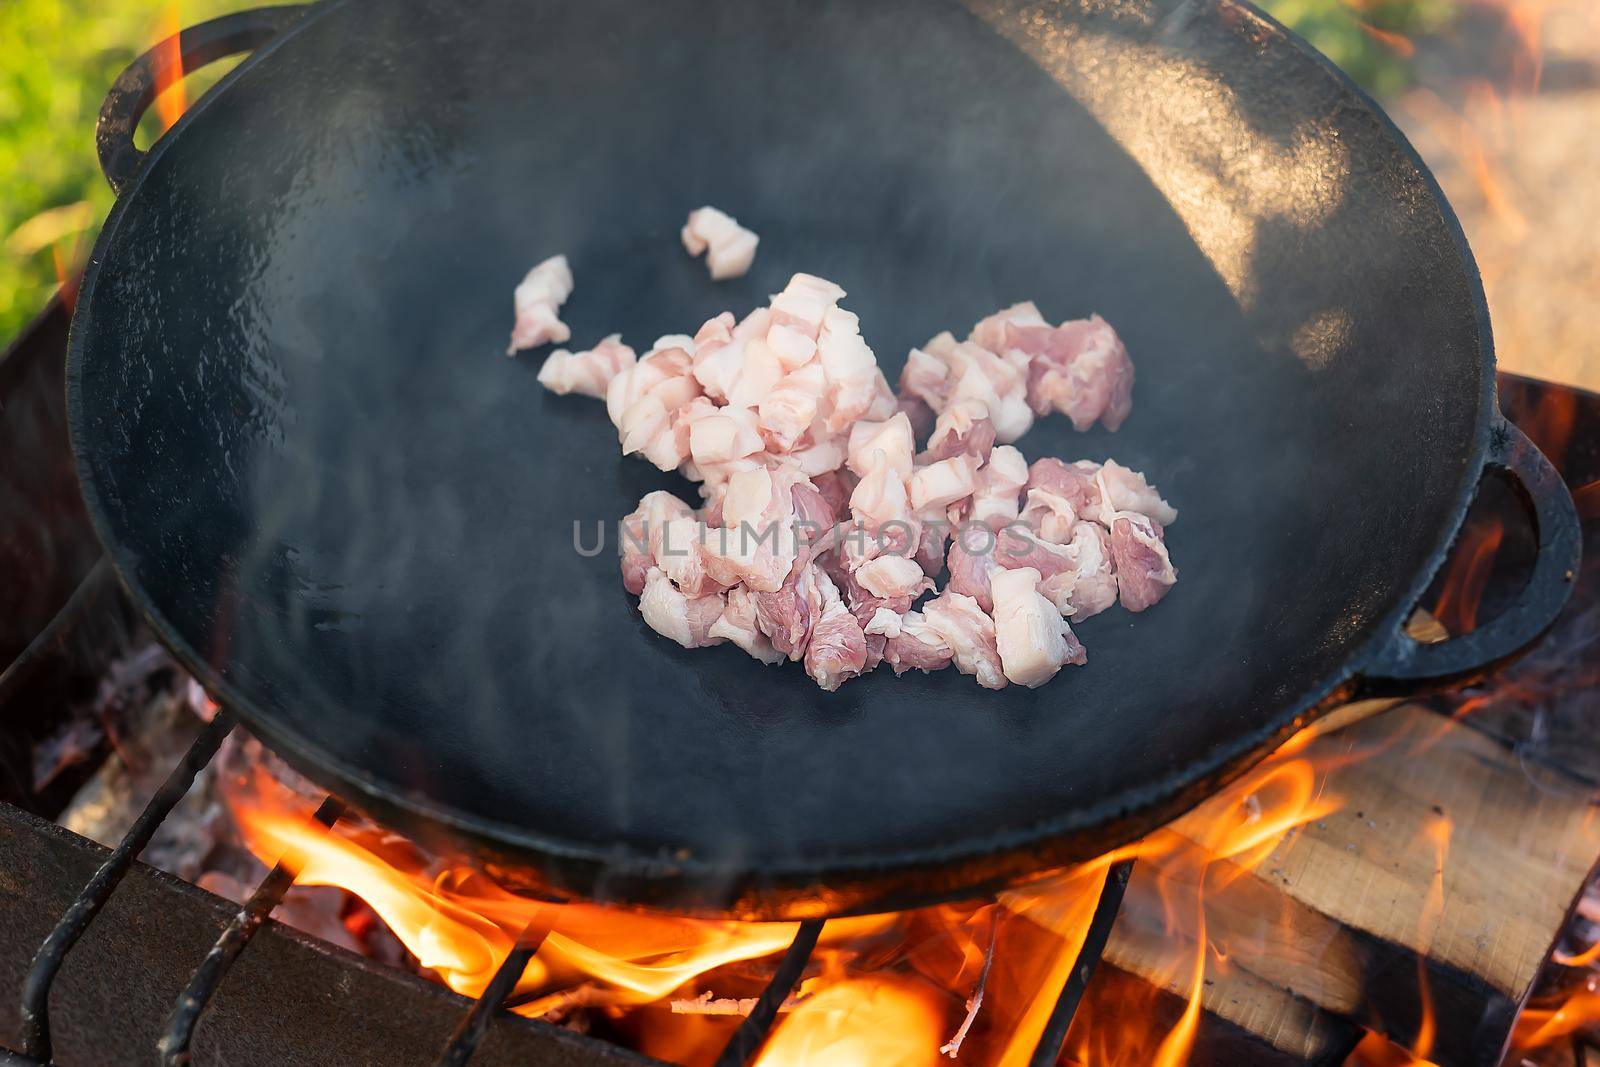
[1360, 418, 1581, 690]
[96, 6, 308, 198]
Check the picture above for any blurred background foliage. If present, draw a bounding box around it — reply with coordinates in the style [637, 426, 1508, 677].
[1, 0, 1455, 348]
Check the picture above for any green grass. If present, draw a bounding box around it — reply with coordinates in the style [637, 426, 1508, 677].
[0, 0, 245, 345]
[0, 0, 1451, 348]
[1261, 0, 1455, 96]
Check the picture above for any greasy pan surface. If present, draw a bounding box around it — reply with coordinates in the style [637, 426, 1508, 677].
[70, 0, 1495, 915]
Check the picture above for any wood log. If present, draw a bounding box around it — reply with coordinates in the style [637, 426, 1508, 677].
[1081, 702, 1600, 1067]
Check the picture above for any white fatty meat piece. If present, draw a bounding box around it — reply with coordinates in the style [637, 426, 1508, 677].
[681, 206, 759, 280]
[758, 360, 827, 452]
[910, 456, 980, 513]
[969, 446, 1029, 528]
[506, 254, 574, 355]
[768, 273, 847, 339]
[767, 323, 817, 372]
[990, 567, 1086, 687]
[638, 568, 726, 649]
[922, 592, 1006, 690]
[724, 337, 786, 410]
[944, 341, 1034, 443]
[898, 346, 952, 411]
[690, 312, 743, 400]
[620, 491, 696, 595]
[849, 449, 911, 532]
[863, 607, 903, 638]
[846, 413, 916, 481]
[817, 306, 881, 432]
[1095, 460, 1178, 526]
[608, 344, 701, 467]
[536, 334, 635, 398]
[686, 403, 764, 466]
[969, 301, 1048, 354]
[702, 468, 801, 592]
[854, 555, 931, 600]
[655, 516, 724, 597]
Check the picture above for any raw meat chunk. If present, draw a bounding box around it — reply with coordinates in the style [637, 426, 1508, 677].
[883, 611, 955, 675]
[681, 206, 759, 280]
[991, 568, 1086, 687]
[923, 593, 1005, 690]
[507, 254, 574, 355]
[537, 334, 635, 398]
[639, 568, 725, 648]
[1111, 516, 1177, 612]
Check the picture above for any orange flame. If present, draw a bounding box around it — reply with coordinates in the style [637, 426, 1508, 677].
[1553, 939, 1600, 969]
[52, 232, 85, 314]
[223, 721, 1343, 1067]
[1410, 816, 1452, 1062]
[152, 6, 189, 132]
[753, 975, 945, 1067]
[1513, 984, 1600, 1048]
[1358, 23, 1417, 59]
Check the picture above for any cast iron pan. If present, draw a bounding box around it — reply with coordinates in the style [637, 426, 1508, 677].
[68, 0, 1581, 917]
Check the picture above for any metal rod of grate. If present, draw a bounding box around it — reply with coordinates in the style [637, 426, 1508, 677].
[157, 796, 347, 1066]
[713, 918, 826, 1067]
[13, 709, 237, 1064]
[434, 914, 557, 1067]
[1027, 858, 1136, 1067]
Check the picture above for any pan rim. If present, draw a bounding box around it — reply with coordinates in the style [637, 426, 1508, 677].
[64, 0, 1497, 915]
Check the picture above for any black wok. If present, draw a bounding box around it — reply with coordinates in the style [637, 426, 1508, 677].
[69, 0, 1581, 918]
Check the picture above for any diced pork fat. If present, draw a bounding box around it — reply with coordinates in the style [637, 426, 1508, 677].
[537, 334, 635, 398]
[639, 568, 726, 649]
[507, 254, 573, 355]
[1096, 460, 1178, 526]
[847, 413, 916, 481]
[969, 446, 1029, 528]
[770, 273, 847, 333]
[990, 568, 1086, 687]
[620, 492, 695, 595]
[681, 206, 759, 280]
[922, 592, 1006, 690]
[909, 456, 979, 513]
[854, 555, 932, 600]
